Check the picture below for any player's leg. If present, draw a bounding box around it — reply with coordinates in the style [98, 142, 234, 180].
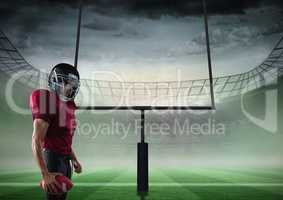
[43, 149, 72, 200]
[57, 158, 72, 200]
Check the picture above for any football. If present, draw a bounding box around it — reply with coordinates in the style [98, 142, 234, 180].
[40, 175, 73, 194]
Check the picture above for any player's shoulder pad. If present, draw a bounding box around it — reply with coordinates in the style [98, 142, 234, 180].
[30, 89, 54, 109]
[31, 89, 51, 97]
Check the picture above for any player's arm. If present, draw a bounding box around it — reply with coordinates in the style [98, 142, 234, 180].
[70, 149, 82, 173]
[32, 119, 49, 176]
[31, 119, 61, 192]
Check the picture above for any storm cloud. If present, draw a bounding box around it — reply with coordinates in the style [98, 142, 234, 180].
[0, 0, 283, 81]
[38, 0, 283, 15]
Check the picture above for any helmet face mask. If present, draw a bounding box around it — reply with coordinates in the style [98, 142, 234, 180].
[48, 63, 80, 102]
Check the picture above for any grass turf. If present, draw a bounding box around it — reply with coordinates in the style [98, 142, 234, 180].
[0, 167, 283, 200]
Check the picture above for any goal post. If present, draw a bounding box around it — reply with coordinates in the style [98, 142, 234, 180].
[73, 0, 215, 193]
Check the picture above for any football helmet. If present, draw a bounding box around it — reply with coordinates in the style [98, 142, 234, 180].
[48, 63, 80, 101]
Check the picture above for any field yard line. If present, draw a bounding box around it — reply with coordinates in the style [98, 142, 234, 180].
[1, 182, 283, 187]
[157, 169, 202, 200]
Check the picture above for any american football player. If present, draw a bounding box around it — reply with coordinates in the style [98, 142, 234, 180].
[30, 63, 82, 200]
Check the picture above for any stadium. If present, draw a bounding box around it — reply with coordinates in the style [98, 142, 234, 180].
[0, 0, 283, 199]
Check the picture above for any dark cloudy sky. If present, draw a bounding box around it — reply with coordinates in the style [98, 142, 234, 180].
[0, 0, 283, 81]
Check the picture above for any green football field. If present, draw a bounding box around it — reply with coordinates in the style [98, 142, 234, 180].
[0, 167, 283, 200]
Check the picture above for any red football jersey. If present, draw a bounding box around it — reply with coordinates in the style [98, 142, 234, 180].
[30, 89, 77, 156]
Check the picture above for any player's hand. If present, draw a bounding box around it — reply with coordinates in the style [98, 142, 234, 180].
[42, 172, 62, 193]
[73, 160, 82, 174]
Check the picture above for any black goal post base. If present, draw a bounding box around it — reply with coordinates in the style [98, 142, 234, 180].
[137, 142, 149, 193]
